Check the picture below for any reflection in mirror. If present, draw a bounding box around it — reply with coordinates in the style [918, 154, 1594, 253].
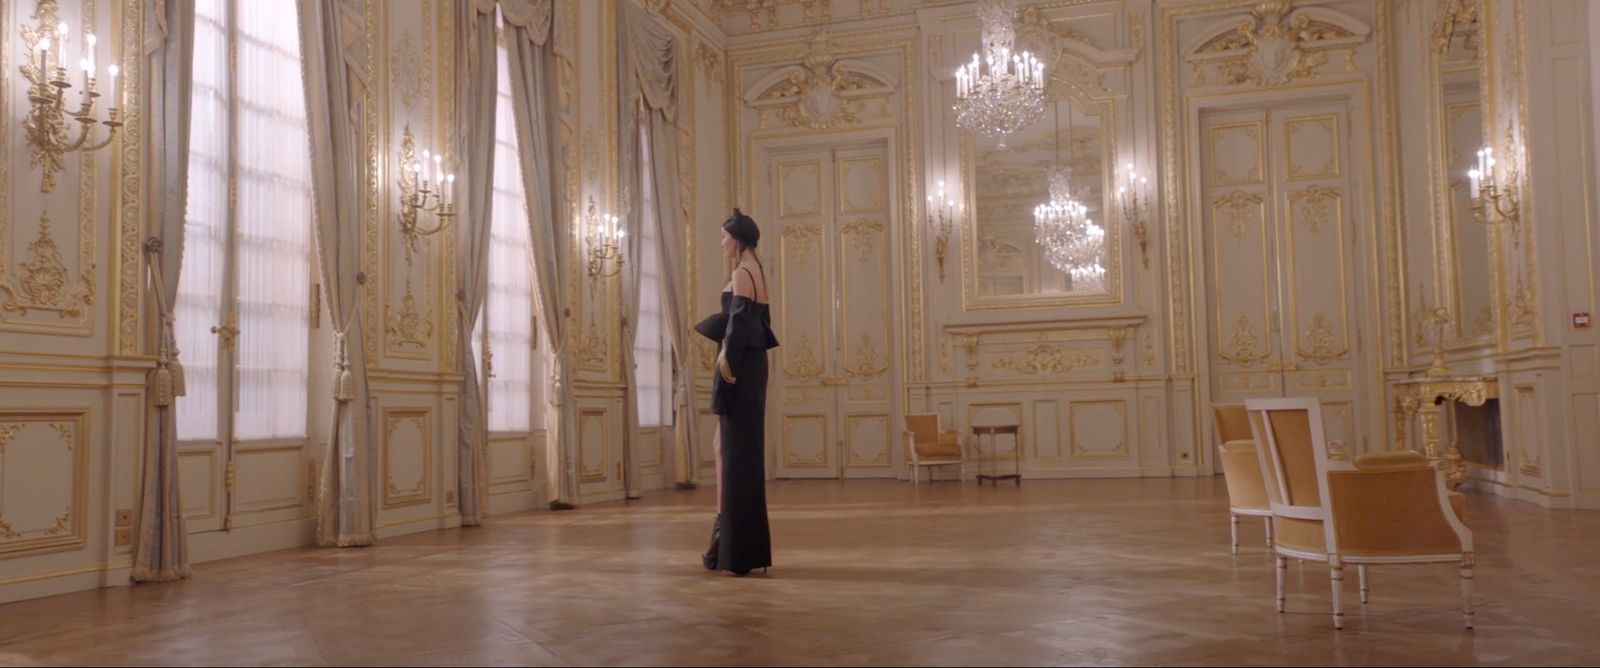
[970, 88, 1107, 297]
[1437, 8, 1491, 340]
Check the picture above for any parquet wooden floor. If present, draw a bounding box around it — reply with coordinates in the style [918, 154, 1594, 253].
[1, 477, 1597, 666]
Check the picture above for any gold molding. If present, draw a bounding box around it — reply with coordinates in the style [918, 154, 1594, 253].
[0, 409, 90, 557]
[381, 407, 433, 508]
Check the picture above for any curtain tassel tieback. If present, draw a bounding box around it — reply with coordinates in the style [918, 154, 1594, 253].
[334, 331, 355, 402]
[153, 358, 187, 407]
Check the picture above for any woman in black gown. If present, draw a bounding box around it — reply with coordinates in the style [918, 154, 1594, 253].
[695, 209, 778, 576]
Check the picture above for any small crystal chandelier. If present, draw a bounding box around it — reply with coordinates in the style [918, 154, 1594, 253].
[1033, 105, 1106, 291]
[954, 0, 1046, 144]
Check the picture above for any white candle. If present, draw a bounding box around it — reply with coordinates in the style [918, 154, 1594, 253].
[38, 38, 51, 76]
[433, 154, 443, 187]
[56, 22, 68, 73]
[446, 173, 455, 207]
[86, 33, 97, 73]
[107, 63, 118, 106]
[1468, 168, 1480, 196]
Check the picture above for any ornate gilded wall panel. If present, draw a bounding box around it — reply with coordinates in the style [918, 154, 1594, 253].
[844, 414, 890, 468]
[382, 408, 432, 508]
[1068, 401, 1129, 460]
[780, 414, 829, 469]
[577, 408, 609, 484]
[0, 410, 89, 556]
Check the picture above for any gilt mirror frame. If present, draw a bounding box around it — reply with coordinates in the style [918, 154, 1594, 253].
[1427, 0, 1500, 348]
[947, 10, 1139, 311]
[958, 77, 1125, 311]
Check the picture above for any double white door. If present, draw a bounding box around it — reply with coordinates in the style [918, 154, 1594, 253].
[1200, 100, 1371, 454]
[756, 142, 897, 478]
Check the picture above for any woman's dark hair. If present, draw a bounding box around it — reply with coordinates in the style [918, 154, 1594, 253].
[724, 208, 765, 285]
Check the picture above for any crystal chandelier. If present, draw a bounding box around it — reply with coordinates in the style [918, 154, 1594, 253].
[954, 0, 1046, 143]
[1033, 107, 1106, 291]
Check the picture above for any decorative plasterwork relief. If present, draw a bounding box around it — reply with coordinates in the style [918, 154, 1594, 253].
[1432, 0, 1479, 54]
[1184, 2, 1370, 87]
[0, 411, 88, 555]
[0, 213, 95, 320]
[990, 343, 1099, 376]
[1297, 313, 1348, 365]
[745, 32, 894, 131]
[1292, 185, 1338, 235]
[390, 31, 425, 113]
[1013, 7, 1140, 97]
[694, 39, 724, 83]
[385, 278, 434, 349]
[842, 219, 882, 262]
[781, 223, 819, 264]
[1510, 273, 1536, 330]
[785, 334, 823, 380]
[1219, 314, 1271, 367]
[845, 331, 888, 380]
[577, 319, 607, 366]
[1215, 191, 1263, 242]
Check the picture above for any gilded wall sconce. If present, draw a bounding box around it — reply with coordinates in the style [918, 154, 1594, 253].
[926, 180, 955, 281]
[20, 0, 123, 193]
[1117, 163, 1151, 268]
[396, 125, 456, 251]
[583, 196, 624, 284]
[1467, 146, 1520, 239]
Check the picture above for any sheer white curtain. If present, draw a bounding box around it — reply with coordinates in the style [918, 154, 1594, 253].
[486, 41, 536, 434]
[633, 124, 669, 429]
[175, 0, 313, 442]
[234, 0, 312, 439]
[174, 0, 226, 442]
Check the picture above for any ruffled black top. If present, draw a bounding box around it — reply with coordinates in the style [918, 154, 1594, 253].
[695, 291, 779, 414]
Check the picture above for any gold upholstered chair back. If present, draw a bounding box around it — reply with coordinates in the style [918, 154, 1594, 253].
[1246, 398, 1476, 630]
[902, 414, 965, 484]
[1213, 403, 1272, 553]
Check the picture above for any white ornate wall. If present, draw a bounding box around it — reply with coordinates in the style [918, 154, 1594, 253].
[3, 0, 1598, 605]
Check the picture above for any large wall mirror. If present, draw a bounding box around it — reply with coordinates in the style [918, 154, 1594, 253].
[1434, 2, 1493, 342]
[960, 83, 1120, 310]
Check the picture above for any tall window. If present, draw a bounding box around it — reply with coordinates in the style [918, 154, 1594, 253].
[633, 123, 672, 428]
[482, 40, 538, 433]
[176, 0, 313, 441]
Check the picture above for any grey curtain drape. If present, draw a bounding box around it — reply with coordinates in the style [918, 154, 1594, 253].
[300, 0, 376, 546]
[502, 0, 580, 506]
[620, 3, 698, 487]
[133, 0, 196, 583]
[454, 0, 498, 526]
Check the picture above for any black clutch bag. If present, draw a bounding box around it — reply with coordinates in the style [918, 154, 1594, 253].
[694, 312, 728, 343]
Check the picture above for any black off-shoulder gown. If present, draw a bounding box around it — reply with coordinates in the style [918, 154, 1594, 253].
[695, 290, 779, 575]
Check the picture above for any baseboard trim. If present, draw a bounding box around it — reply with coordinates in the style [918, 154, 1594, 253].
[189, 518, 315, 564]
[0, 562, 133, 605]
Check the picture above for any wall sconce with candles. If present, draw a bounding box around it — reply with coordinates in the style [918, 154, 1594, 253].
[396, 125, 455, 254]
[583, 196, 624, 285]
[1467, 146, 1520, 241]
[1117, 162, 1151, 269]
[20, 0, 123, 194]
[926, 180, 956, 281]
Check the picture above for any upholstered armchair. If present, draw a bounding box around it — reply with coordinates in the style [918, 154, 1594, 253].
[1247, 397, 1474, 630]
[903, 414, 966, 484]
[1213, 403, 1273, 554]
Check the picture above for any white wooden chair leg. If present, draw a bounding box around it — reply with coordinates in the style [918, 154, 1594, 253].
[1230, 513, 1240, 555]
[913, 464, 920, 485]
[1358, 564, 1369, 604]
[1461, 559, 1475, 630]
[1330, 562, 1345, 630]
[1264, 517, 1274, 547]
[1275, 556, 1287, 613]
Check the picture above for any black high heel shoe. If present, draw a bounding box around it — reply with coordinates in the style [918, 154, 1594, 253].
[702, 514, 722, 570]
